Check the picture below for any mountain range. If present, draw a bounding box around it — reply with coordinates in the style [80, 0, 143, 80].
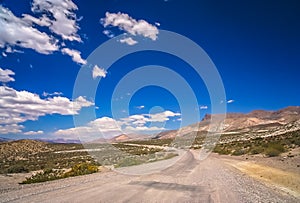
[90, 106, 300, 143]
[154, 106, 300, 142]
[1, 106, 299, 144]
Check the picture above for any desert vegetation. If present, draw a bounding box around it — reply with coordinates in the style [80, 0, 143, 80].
[84, 143, 178, 167]
[0, 140, 97, 174]
[21, 162, 99, 184]
[1, 125, 299, 185]
[212, 130, 300, 157]
[0, 139, 178, 183]
[123, 138, 173, 146]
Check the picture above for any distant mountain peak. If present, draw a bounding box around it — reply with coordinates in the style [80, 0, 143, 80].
[156, 106, 300, 140]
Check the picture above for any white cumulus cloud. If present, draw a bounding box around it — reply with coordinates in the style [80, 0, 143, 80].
[0, 124, 24, 135]
[22, 14, 51, 27]
[0, 68, 94, 135]
[147, 111, 181, 122]
[124, 126, 165, 132]
[119, 37, 138, 45]
[92, 65, 107, 79]
[0, 86, 93, 124]
[120, 110, 181, 126]
[200, 105, 208, 110]
[0, 1, 85, 65]
[0, 5, 59, 54]
[31, 0, 82, 42]
[23, 130, 44, 135]
[54, 110, 180, 140]
[54, 117, 122, 140]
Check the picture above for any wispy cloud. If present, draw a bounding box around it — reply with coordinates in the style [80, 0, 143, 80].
[0, 68, 15, 83]
[101, 12, 159, 44]
[103, 30, 115, 38]
[61, 48, 87, 65]
[227, 99, 235, 104]
[136, 105, 145, 109]
[42, 91, 63, 97]
[124, 126, 165, 132]
[200, 105, 208, 110]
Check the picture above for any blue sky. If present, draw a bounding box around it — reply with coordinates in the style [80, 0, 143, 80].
[0, 0, 299, 140]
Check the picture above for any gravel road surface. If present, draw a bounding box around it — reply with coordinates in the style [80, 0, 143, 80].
[0, 151, 298, 203]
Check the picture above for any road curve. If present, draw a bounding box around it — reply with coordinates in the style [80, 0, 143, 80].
[0, 151, 298, 203]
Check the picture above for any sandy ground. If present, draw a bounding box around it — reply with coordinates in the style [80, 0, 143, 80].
[0, 151, 299, 203]
[219, 147, 300, 174]
[218, 148, 300, 199]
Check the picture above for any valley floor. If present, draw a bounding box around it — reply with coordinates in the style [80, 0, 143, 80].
[0, 151, 299, 203]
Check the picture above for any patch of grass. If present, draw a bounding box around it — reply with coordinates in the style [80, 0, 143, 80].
[213, 144, 231, 155]
[114, 157, 144, 168]
[264, 148, 281, 157]
[7, 164, 29, 173]
[264, 143, 285, 157]
[250, 146, 264, 155]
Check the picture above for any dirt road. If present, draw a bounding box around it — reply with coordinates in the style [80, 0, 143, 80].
[0, 151, 298, 203]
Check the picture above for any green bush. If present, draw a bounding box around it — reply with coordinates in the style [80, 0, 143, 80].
[264, 148, 281, 157]
[7, 165, 29, 173]
[268, 143, 285, 152]
[292, 138, 300, 146]
[21, 169, 63, 184]
[115, 157, 144, 168]
[21, 163, 99, 184]
[232, 149, 246, 156]
[213, 145, 231, 155]
[63, 163, 98, 177]
[250, 146, 264, 155]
